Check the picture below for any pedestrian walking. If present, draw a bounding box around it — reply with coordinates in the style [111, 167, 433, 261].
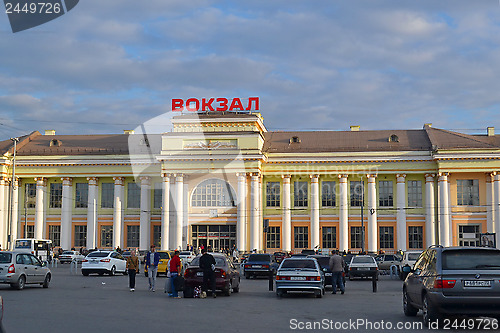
[126, 249, 140, 291]
[329, 250, 345, 294]
[145, 245, 160, 291]
[199, 248, 217, 298]
[169, 250, 182, 298]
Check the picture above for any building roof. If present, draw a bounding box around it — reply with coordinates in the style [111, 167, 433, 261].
[424, 126, 500, 150]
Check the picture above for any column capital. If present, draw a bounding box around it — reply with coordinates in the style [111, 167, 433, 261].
[34, 177, 47, 186]
[424, 174, 435, 182]
[486, 173, 494, 182]
[396, 174, 406, 182]
[281, 174, 291, 179]
[366, 174, 377, 179]
[438, 172, 449, 178]
[236, 172, 247, 178]
[338, 174, 348, 181]
[113, 176, 125, 185]
[61, 177, 73, 186]
[87, 177, 99, 185]
[139, 176, 152, 186]
[309, 174, 319, 181]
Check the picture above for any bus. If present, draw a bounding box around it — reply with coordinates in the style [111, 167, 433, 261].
[13, 239, 54, 262]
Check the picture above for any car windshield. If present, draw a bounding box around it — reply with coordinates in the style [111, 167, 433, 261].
[280, 259, 316, 269]
[158, 252, 170, 259]
[309, 257, 329, 267]
[407, 253, 421, 261]
[190, 256, 226, 267]
[87, 252, 110, 258]
[122, 251, 131, 255]
[248, 254, 271, 262]
[0, 253, 12, 263]
[352, 257, 374, 264]
[442, 250, 500, 270]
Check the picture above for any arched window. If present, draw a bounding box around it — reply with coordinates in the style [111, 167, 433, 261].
[191, 179, 236, 207]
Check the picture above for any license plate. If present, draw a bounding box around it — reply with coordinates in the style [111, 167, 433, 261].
[464, 280, 491, 287]
[196, 272, 203, 277]
[252, 265, 262, 268]
[290, 276, 306, 281]
[90, 260, 98, 264]
[325, 273, 332, 276]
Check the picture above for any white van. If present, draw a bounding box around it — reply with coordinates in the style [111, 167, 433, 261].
[13, 239, 54, 262]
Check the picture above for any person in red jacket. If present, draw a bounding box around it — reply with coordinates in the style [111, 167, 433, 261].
[169, 250, 182, 298]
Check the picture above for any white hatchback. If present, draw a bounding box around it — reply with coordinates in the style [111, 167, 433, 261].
[81, 251, 127, 276]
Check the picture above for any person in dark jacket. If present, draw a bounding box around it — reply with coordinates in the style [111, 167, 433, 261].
[145, 245, 160, 291]
[199, 248, 217, 298]
[329, 250, 345, 294]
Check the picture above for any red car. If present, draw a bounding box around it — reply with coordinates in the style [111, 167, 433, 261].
[183, 253, 240, 296]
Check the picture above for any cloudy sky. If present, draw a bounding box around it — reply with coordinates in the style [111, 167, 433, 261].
[0, 0, 500, 138]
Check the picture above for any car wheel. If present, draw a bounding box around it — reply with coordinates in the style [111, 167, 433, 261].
[109, 266, 116, 276]
[276, 290, 283, 298]
[82, 270, 89, 276]
[403, 289, 418, 316]
[42, 274, 51, 288]
[245, 273, 250, 279]
[233, 283, 240, 293]
[315, 290, 322, 298]
[15, 275, 26, 290]
[422, 294, 441, 326]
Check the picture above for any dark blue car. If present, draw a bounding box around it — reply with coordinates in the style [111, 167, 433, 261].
[243, 254, 278, 279]
[308, 255, 333, 286]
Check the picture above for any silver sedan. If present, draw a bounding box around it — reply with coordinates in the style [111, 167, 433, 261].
[0, 251, 51, 290]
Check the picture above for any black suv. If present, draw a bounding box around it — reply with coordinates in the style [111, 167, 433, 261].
[403, 246, 500, 325]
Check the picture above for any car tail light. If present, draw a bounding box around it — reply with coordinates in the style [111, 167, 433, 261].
[262, 264, 269, 269]
[184, 269, 192, 278]
[306, 276, 321, 281]
[214, 269, 226, 278]
[276, 275, 286, 280]
[100, 259, 111, 262]
[244, 264, 250, 269]
[434, 279, 456, 289]
[82, 259, 88, 262]
[8, 264, 15, 273]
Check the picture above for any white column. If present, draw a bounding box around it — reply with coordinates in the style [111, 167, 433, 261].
[367, 175, 378, 253]
[438, 172, 451, 247]
[174, 174, 184, 250]
[161, 174, 170, 251]
[486, 173, 495, 234]
[0, 177, 7, 248]
[338, 175, 348, 252]
[237, 173, 247, 252]
[86, 177, 98, 249]
[10, 178, 19, 245]
[61, 177, 73, 250]
[310, 174, 320, 250]
[139, 176, 151, 250]
[425, 174, 436, 247]
[259, 175, 263, 250]
[34, 177, 46, 239]
[396, 174, 406, 251]
[494, 172, 500, 248]
[113, 177, 125, 249]
[282, 175, 292, 252]
[250, 173, 260, 251]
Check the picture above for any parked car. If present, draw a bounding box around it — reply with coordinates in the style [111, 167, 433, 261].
[58, 251, 85, 264]
[121, 250, 132, 260]
[348, 255, 378, 280]
[82, 251, 127, 276]
[183, 253, 240, 296]
[308, 255, 334, 287]
[0, 251, 51, 290]
[273, 251, 287, 264]
[144, 251, 171, 277]
[137, 250, 147, 264]
[375, 254, 401, 270]
[301, 249, 317, 255]
[179, 251, 196, 265]
[398, 250, 422, 280]
[403, 246, 500, 325]
[243, 253, 278, 279]
[275, 257, 325, 298]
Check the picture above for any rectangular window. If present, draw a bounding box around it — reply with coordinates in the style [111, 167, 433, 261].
[350, 226, 363, 248]
[378, 181, 393, 207]
[350, 181, 364, 206]
[101, 183, 114, 208]
[74, 225, 87, 247]
[153, 225, 161, 248]
[75, 183, 88, 208]
[153, 183, 162, 209]
[321, 181, 336, 207]
[127, 182, 140, 208]
[294, 181, 308, 207]
[379, 226, 394, 249]
[127, 225, 140, 248]
[294, 226, 309, 248]
[100, 225, 113, 248]
[49, 183, 62, 208]
[457, 179, 479, 206]
[322, 226, 337, 249]
[48, 225, 61, 247]
[266, 182, 281, 207]
[458, 225, 481, 247]
[266, 226, 280, 249]
[408, 226, 423, 249]
[407, 180, 422, 207]
[25, 183, 36, 208]
[25, 225, 34, 238]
